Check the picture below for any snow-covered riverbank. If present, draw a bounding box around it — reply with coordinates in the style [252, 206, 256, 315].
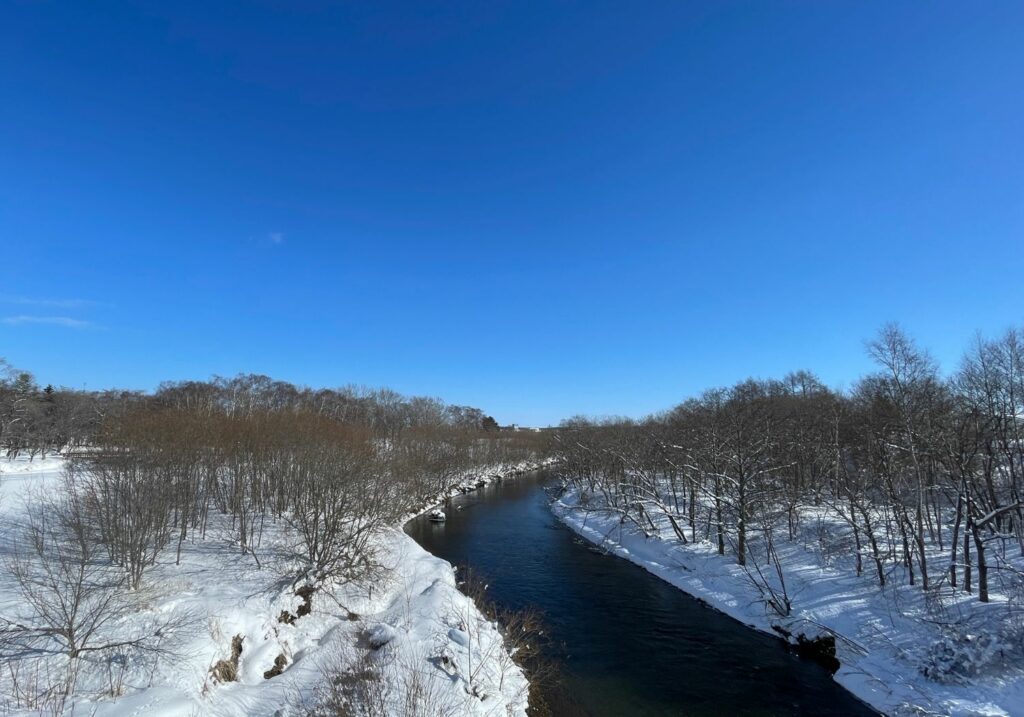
[552, 487, 1024, 717]
[0, 456, 541, 716]
[403, 458, 558, 524]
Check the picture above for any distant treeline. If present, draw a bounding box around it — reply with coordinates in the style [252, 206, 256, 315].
[0, 365, 503, 459]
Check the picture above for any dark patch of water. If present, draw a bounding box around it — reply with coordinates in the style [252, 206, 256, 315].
[406, 472, 877, 716]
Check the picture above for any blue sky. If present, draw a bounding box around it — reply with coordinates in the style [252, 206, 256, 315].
[2, 2, 1022, 426]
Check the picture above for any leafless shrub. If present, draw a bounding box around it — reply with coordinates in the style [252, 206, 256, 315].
[1, 492, 190, 705]
[282, 419, 400, 586]
[307, 645, 461, 717]
[739, 527, 792, 618]
[456, 567, 556, 712]
[2, 493, 128, 662]
[69, 437, 174, 591]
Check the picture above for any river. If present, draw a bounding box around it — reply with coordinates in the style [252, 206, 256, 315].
[405, 470, 877, 716]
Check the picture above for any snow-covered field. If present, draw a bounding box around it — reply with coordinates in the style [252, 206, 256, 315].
[0, 456, 537, 716]
[553, 487, 1024, 717]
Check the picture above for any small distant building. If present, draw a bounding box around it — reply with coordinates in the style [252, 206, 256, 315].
[499, 424, 539, 432]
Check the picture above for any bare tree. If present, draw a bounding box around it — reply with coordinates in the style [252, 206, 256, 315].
[71, 432, 174, 590]
[284, 420, 400, 585]
[2, 493, 126, 662]
[1, 492, 187, 704]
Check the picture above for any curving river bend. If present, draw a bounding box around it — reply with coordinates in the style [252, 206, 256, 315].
[406, 470, 877, 717]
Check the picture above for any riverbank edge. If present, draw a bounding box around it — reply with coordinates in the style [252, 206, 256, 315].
[396, 458, 559, 711]
[400, 457, 561, 525]
[549, 487, 1011, 717]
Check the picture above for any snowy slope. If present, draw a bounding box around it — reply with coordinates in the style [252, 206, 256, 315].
[0, 456, 534, 716]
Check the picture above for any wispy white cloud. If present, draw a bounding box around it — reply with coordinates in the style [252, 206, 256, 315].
[0, 296, 98, 309]
[269, 232, 285, 245]
[2, 315, 94, 329]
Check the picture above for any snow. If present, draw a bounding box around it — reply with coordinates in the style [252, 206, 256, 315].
[365, 623, 397, 649]
[447, 628, 470, 648]
[552, 487, 1024, 717]
[0, 456, 540, 716]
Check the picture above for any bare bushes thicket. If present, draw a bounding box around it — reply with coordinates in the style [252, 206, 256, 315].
[1, 373, 550, 711]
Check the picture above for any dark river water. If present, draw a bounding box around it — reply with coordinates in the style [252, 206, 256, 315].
[405, 470, 877, 717]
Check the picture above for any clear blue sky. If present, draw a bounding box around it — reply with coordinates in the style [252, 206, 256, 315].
[2, 2, 1022, 426]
